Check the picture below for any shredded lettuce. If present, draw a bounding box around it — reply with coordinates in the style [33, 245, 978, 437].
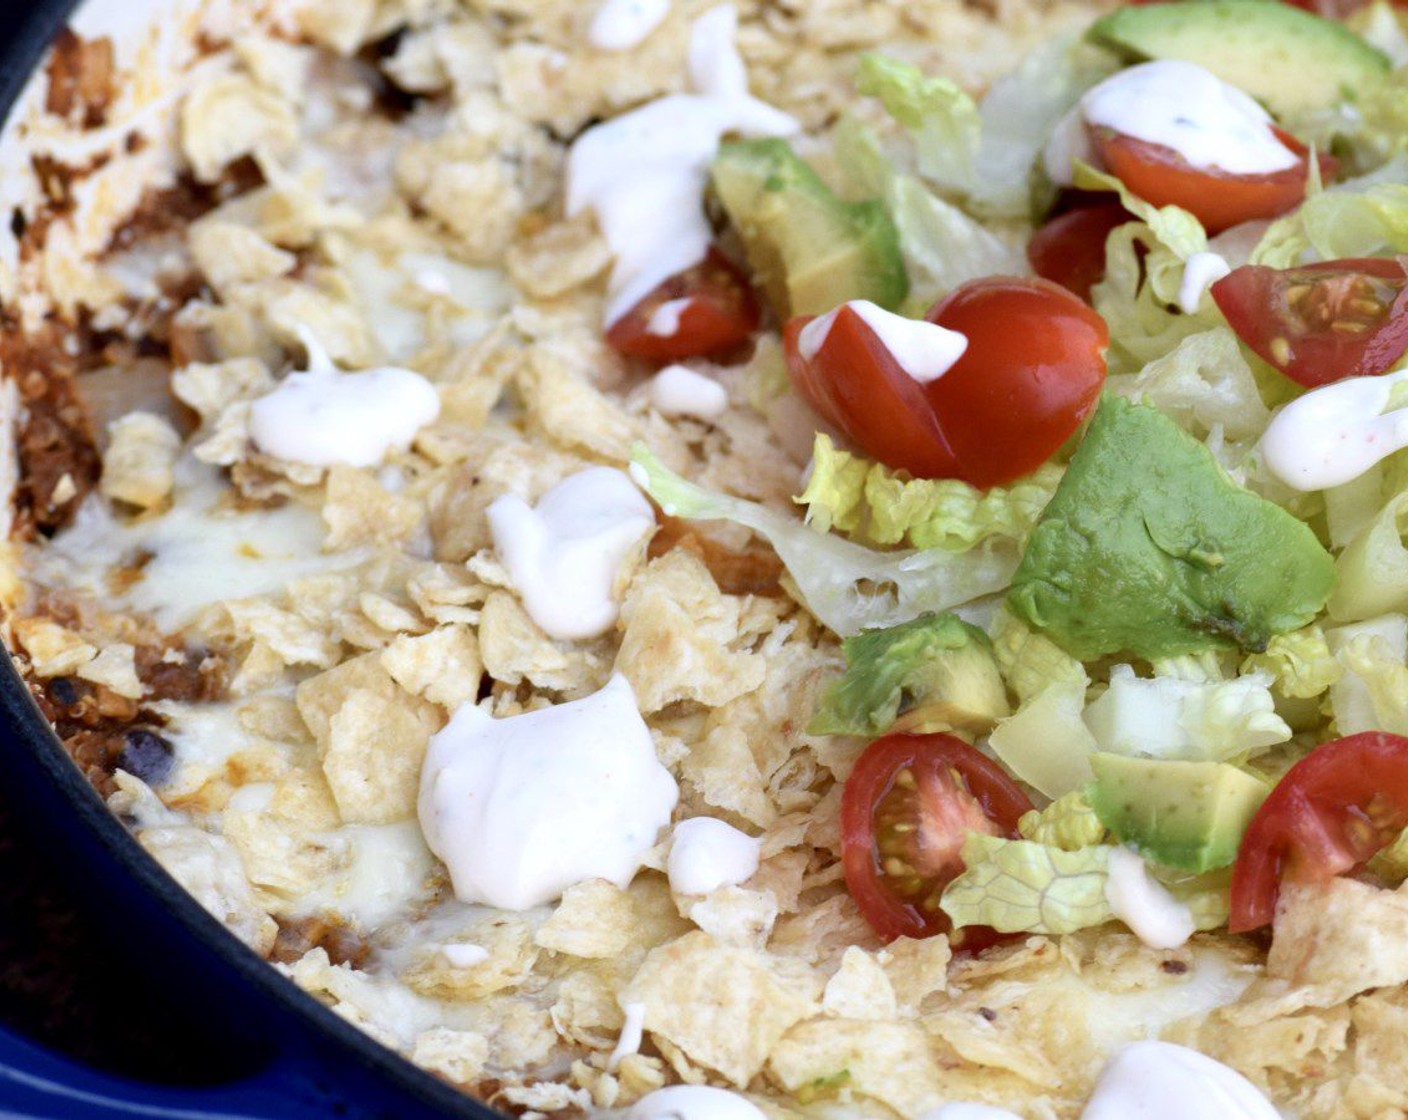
[1107, 328, 1271, 447]
[833, 116, 1026, 307]
[941, 833, 1229, 936]
[1241, 627, 1342, 701]
[1083, 665, 1291, 762]
[941, 834, 1115, 935]
[990, 610, 1087, 706]
[855, 54, 980, 194]
[1329, 617, 1408, 735]
[1253, 156, 1408, 267]
[1329, 485, 1408, 622]
[1018, 792, 1108, 851]
[807, 612, 1008, 737]
[1093, 224, 1213, 374]
[798, 434, 1062, 551]
[629, 446, 1019, 637]
[972, 36, 1123, 218]
[987, 678, 1097, 800]
[1072, 162, 1208, 262]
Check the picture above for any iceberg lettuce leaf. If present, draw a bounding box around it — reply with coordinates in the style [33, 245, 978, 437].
[942, 834, 1229, 936]
[629, 446, 1019, 637]
[856, 53, 980, 193]
[798, 434, 1062, 551]
[1018, 792, 1109, 851]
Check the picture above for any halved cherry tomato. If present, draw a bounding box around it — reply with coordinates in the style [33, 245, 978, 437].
[784, 278, 1108, 489]
[924, 278, 1109, 487]
[1094, 126, 1330, 235]
[1211, 257, 1408, 388]
[1027, 202, 1133, 303]
[1229, 732, 1408, 933]
[841, 732, 1034, 946]
[606, 248, 761, 362]
[783, 307, 960, 479]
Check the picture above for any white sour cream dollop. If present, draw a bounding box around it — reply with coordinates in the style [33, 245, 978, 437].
[248, 328, 441, 468]
[667, 817, 762, 895]
[1260, 367, 1408, 491]
[589, 0, 671, 50]
[1177, 251, 1232, 315]
[487, 467, 655, 641]
[1044, 60, 1298, 185]
[1082, 1041, 1281, 1119]
[567, 5, 798, 325]
[418, 674, 678, 911]
[1104, 847, 1196, 950]
[607, 1000, 647, 1070]
[629, 1086, 768, 1120]
[649, 365, 730, 419]
[798, 301, 968, 384]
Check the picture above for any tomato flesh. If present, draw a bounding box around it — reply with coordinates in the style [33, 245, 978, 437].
[923, 278, 1109, 488]
[784, 279, 1108, 489]
[1211, 257, 1408, 388]
[840, 733, 1034, 946]
[606, 248, 761, 362]
[783, 308, 960, 479]
[1094, 126, 1324, 235]
[1229, 733, 1408, 933]
[1027, 202, 1133, 303]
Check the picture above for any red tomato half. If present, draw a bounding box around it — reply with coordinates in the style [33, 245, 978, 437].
[1211, 257, 1408, 388]
[784, 279, 1108, 489]
[606, 248, 761, 362]
[1095, 127, 1328, 235]
[1027, 202, 1133, 303]
[923, 278, 1109, 488]
[1229, 733, 1408, 933]
[840, 733, 1034, 945]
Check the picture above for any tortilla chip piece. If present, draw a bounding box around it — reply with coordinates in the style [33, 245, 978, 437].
[296, 652, 443, 823]
[822, 947, 898, 1021]
[1269, 878, 1408, 1005]
[518, 343, 640, 461]
[768, 1019, 946, 1116]
[322, 466, 425, 551]
[401, 917, 538, 1001]
[550, 966, 629, 1049]
[13, 616, 96, 677]
[535, 879, 640, 959]
[685, 887, 779, 949]
[477, 590, 603, 694]
[101, 412, 181, 509]
[188, 220, 296, 296]
[181, 74, 297, 183]
[411, 1028, 490, 1088]
[615, 551, 766, 714]
[622, 931, 822, 1086]
[171, 358, 275, 425]
[380, 625, 483, 713]
[77, 643, 144, 700]
[506, 215, 612, 300]
[880, 936, 953, 1013]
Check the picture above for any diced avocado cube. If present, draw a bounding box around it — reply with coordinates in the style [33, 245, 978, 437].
[1088, 753, 1270, 873]
[1088, 0, 1388, 118]
[711, 138, 908, 319]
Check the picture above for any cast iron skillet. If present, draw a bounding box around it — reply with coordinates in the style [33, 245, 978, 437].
[0, 7, 505, 1119]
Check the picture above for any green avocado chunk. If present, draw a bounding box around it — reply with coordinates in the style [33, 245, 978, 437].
[1007, 395, 1335, 661]
[1088, 753, 1270, 873]
[710, 138, 908, 319]
[807, 612, 1009, 738]
[1088, 0, 1388, 118]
